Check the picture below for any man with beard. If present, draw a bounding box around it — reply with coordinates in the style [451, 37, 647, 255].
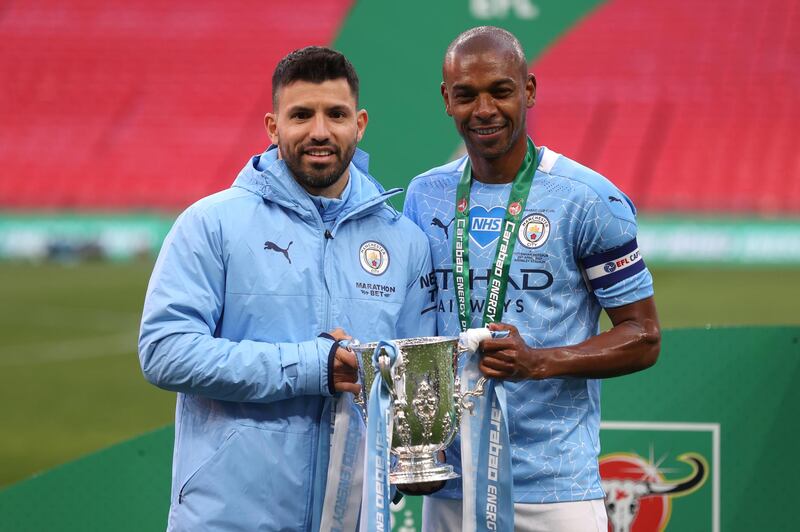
[403, 27, 661, 531]
[139, 47, 436, 531]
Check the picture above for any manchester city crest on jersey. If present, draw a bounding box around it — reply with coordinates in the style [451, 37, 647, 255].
[359, 240, 389, 275]
[517, 214, 551, 249]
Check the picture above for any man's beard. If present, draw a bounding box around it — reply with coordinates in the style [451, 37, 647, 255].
[283, 139, 358, 192]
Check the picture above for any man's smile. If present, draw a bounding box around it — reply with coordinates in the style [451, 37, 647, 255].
[470, 124, 507, 138]
[303, 147, 338, 161]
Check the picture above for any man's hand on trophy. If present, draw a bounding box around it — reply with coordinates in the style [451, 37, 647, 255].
[322, 327, 360, 394]
[330, 328, 360, 394]
[479, 322, 550, 381]
[328, 327, 351, 343]
[333, 347, 360, 394]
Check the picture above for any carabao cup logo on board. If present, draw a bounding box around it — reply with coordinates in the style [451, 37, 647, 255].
[600, 452, 709, 532]
[517, 213, 550, 249]
[360, 241, 389, 276]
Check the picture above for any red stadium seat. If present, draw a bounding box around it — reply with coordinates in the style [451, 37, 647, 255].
[530, 0, 800, 214]
[0, 0, 353, 210]
[1, 0, 797, 215]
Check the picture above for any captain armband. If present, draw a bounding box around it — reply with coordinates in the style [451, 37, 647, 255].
[581, 238, 646, 291]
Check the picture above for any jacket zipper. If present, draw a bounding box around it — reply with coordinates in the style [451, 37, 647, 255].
[318, 222, 333, 337]
[331, 188, 403, 233]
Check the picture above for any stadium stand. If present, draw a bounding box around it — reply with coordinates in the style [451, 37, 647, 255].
[0, 0, 353, 210]
[531, 0, 800, 214]
[1, 0, 797, 214]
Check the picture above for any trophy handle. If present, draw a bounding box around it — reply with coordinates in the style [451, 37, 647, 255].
[457, 376, 488, 414]
[375, 340, 406, 404]
[352, 389, 368, 421]
[340, 339, 368, 421]
[455, 329, 508, 414]
[377, 351, 394, 389]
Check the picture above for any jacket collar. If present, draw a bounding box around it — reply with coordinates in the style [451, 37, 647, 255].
[232, 146, 400, 222]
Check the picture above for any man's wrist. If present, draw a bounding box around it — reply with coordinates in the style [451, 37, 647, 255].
[524, 346, 560, 379]
[539, 347, 570, 379]
[317, 333, 339, 395]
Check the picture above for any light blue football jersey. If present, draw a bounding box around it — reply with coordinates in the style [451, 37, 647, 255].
[403, 145, 654, 503]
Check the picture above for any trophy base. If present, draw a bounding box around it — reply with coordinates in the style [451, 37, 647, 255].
[389, 451, 460, 484]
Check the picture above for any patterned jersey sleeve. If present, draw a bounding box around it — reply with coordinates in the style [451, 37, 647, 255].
[576, 184, 654, 309]
[402, 177, 423, 227]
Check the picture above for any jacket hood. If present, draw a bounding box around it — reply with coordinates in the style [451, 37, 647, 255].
[232, 146, 402, 222]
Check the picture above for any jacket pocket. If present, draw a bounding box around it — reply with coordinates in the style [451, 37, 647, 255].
[171, 426, 314, 531]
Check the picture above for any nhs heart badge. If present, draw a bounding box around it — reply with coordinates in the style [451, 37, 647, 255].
[469, 206, 505, 249]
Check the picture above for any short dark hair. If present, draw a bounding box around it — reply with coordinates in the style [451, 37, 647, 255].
[444, 26, 527, 78]
[272, 46, 360, 107]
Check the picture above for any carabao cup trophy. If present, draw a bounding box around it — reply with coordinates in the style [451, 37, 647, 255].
[349, 336, 487, 484]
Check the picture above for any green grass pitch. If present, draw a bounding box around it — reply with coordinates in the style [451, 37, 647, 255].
[1, 261, 799, 487]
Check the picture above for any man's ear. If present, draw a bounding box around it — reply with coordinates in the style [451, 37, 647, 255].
[356, 109, 369, 142]
[525, 74, 537, 109]
[265, 113, 279, 144]
[441, 82, 452, 116]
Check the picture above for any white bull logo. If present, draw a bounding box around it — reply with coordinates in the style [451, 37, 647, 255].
[601, 453, 708, 532]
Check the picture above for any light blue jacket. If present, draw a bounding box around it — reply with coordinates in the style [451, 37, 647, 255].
[138, 147, 436, 531]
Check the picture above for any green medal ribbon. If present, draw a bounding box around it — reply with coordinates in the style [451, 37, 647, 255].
[452, 138, 541, 331]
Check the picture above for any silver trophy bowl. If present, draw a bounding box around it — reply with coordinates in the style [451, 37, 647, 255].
[349, 336, 485, 484]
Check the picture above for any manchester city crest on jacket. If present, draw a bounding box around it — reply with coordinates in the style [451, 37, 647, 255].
[359, 240, 389, 275]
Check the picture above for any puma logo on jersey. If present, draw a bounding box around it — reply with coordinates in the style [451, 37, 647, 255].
[264, 240, 293, 264]
[431, 216, 454, 238]
[608, 196, 624, 204]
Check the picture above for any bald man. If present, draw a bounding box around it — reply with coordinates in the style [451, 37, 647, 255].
[403, 27, 661, 531]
